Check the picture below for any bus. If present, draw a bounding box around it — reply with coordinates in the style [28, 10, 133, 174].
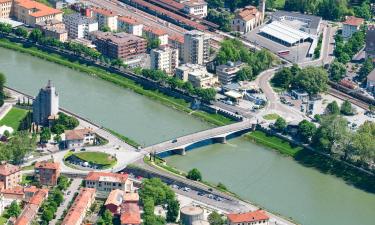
[277, 50, 290, 56]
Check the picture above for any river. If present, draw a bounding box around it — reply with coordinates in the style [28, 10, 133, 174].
[1, 47, 375, 225]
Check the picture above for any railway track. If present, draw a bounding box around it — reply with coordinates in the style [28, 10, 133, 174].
[328, 88, 370, 110]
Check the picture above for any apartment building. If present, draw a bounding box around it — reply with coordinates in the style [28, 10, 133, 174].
[181, 0, 207, 18]
[216, 61, 246, 85]
[0, 0, 12, 18]
[169, 34, 184, 60]
[36, 19, 67, 42]
[14, 189, 48, 225]
[183, 30, 209, 65]
[61, 188, 96, 225]
[143, 26, 168, 46]
[150, 45, 179, 74]
[90, 7, 118, 31]
[342, 16, 364, 39]
[84, 172, 133, 198]
[64, 128, 96, 149]
[118, 16, 143, 36]
[176, 63, 217, 88]
[92, 31, 147, 60]
[34, 160, 60, 186]
[227, 210, 269, 225]
[365, 25, 375, 59]
[120, 202, 141, 225]
[63, 13, 98, 39]
[13, 0, 62, 27]
[0, 163, 21, 189]
[231, 5, 263, 33]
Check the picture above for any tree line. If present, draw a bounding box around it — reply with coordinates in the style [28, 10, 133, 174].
[334, 28, 366, 64]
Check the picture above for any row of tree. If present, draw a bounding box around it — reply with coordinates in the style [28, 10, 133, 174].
[0, 131, 36, 164]
[334, 29, 366, 64]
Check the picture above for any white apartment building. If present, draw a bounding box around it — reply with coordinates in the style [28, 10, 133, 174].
[118, 16, 143, 36]
[183, 30, 210, 65]
[63, 13, 98, 39]
[181, 0, 208, 18]
[0, 0, 12, 18]
[84, 172, 133, 198]
[150, 46, 179, 74]
[176, 63, 217, 88]
[90, 7, 118, 32]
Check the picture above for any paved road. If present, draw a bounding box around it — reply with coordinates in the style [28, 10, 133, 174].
[50, 178, 83, 225]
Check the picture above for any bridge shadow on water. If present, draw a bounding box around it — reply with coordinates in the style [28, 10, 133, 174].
[157, 130, 250, 158]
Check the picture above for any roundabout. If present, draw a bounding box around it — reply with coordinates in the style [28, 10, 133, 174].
[64, 151, 117, 170]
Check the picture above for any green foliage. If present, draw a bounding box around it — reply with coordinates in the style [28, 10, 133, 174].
[271, 67, 294, 89]
[340, 100, 354, 115]
[195, 88, 217, 102]
[208, 211, 225, 225]
[41, 209, 54, 222]
[0, 72, 5, 107]
[0, 131, 36, 164]
[166, 199, 179, 222]
[353, 1, 372, 20]
[236, 65, 253, 81]
[14, 27, 28, 38]
[313, 34, 323, 59]
[292, 66, 328, 95]
[51, 112, 79, 133]
[358, 58, 374, 82]
[274, 117, 287, 132]
[206, 9, 233, 32]
[334, 29, 366, 64]
[40, 127, 51, 143]
[297, 120, 317, 143]
[329, 60, 347, 82]
[100, 26, 111, 32]
[186, 168, 202, 181]
[139, 178, 175, 206]
[29, 29, 43, 42]
[8, 201, 21, 218]
[99, 209, 113, 225]
[317, 0, 350, 21]
[206, 0, 224, 8]
[326, 101, 340, 115]
[57, 176, 70, 191]
[146, 37, 161, 50]
[0, 22, 12, 33]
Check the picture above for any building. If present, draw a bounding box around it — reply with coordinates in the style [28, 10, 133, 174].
[180, 205, 204, 225]
[118, 16, 143, 36]
[120, 202, 141, 225]
[176, 64, 218, 88]
[14, 189, 48, 225]
[32, 80, 59, 126]
[0, 0, 12, 19]
[342, 16, 364, 39]
[0, 163, 21, 189]
[63, 13, 98, 39]
[64, 128, 95, 149]
[169, 34, 184, 60]
[367, 69, 375, 93]
[13, 0, 63, 27]
[34, 160, 60, 186]
[231, 5, 263, 33]
[272, 10, 322, 35]
[183, 30, 209, 64]
[143, 26, 168, 46]
[105, 190, 140, 215]
[61, 188, 96, 225]
[92, 31, 147, 60]
[181, 0, 207, 18]
[227, 210, 269, 225]
[90, 7, 118, 31]
[365, 25, 375, 60]
[84, 172, 133, 198]
[150, 45, 179, 74]
[216, 61, 246, 85]
[36, 19, 67, 42]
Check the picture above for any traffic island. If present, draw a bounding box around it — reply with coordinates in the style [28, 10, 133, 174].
[64, 151, 117, 170]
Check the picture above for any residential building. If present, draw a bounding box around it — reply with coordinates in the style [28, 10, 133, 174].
[367, 69, 375, 93]
[120, 202, 141, 225]
[227, 210, 269, 225]
[272, 10, 322, 35]
[169, 34, 184, 60]
[32, 80, 59, 126]
[14, 189, 48, 225]
[13, 0, 63, 27]
[84, 172, 133, 198]
[90, 7, 118, 31]
[64, 128, 95, 149]
[176, 63, 218, 88]
[150, 45, 179, 74]
[0, 163, 21, 189]
[216, 61, 246, 85]
[181, 0, 207, 18]
[143, 26, 168, 46]
[105, 190, 139, 215]
[365, 25, 375, 60]
[61, 188, 96, 225]
[34, 160, 60, 186]
[183, 30, 209, 64]
[0, 0, 12, 18]
[231, 5, 263, 33]
[118, 16, 143, 36]
[36, 19, 67, 42]
[342, 16, 364, 39]
[92, 31, 147, 60]
[63, 13, 98, 39]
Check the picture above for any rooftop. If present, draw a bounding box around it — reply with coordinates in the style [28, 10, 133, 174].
[0, 163, 20, 176]
[105, 189, 124, 207]
[85, 171, 129, 183]
[235, 5, 260, 21]
[14, 203, 39, 225]
[65, 128, 94, 141]
[124, 192, 139, 202]
[118, 16, 141, 25]
[183, 0, 207, 7]
[227, 210, 269, 223]
[15, 0, 62, 18]
[63, 13, 97, 25]
[92, 31, 146, 45]
[272, 10, 322, 30]
[62, 188, 96, 225]
[35, 160, 60, 170]
[368, 69, 375, 82]
[169, 34, 184, 44]
[260, 20, 311, 45]
[28, 188, 48, 205]
[343, 16, 364, 27]
[143, 26, 168, 36]
[120, 202, 141, 224]
[91, 7, 117, 17]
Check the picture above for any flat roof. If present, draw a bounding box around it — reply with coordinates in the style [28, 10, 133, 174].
[260, 21, 311, 45]
[225, 90, 242, 99]
[0, 18, 23, 27]
[272, 10, 321, 30]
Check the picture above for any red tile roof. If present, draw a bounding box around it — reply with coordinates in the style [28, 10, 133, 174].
[0, 163, 20, 176]
[35, 160, 60, 170]
[105, 189, 124, 207]
[62, 188, 96, 225]
[14, 204, 39, 225]
[92, 7, 117, 17]
[227, 210, 269, 223]
[85, 172, 129, 183]
[343, 16, 364, 27]
[1, 186, 24, 196]
[65, 128, 94, 140]
[0, 0, 12, 3]
[143, 26, 168, 36]
[15, 0, 62, 18]
[169, 34, 184, 44]
[28, 188, 48, 205]
[120, 203, 141, 225]
[118, 16, 141, 25]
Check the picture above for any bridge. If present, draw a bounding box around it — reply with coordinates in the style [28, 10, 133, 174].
[143, 120, 256, 155]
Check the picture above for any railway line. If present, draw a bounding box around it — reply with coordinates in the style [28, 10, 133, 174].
[328, 88, 371, 110]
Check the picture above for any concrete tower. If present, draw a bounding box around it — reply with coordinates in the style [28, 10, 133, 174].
[33, 80, 59, 126]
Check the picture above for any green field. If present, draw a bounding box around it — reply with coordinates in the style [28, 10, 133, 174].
[263, 113, 280, 120]
[246, 130, 303, 157]
[72, 152, 116, 166]
[0, 107, 28, 130]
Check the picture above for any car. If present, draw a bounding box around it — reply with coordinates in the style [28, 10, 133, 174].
[183, 187, 190, 192]
[171, 184, 179, 189]
[80, 148, 86, 151]
[207, 194, 214, 199]
[208, 188, 213, 192]
[67, 191, 71, 195]
[172, 139, 177, 143]
[197, 192, 205, 196]
[70, 149, 76, 152]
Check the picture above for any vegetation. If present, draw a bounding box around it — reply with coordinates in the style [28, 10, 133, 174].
[0, 107, 28, 130]
[50, 112, 79, 134]
[340, 100, 355, 115]
[186, 168, 202, 181]
[357, 58, 374, 82]
[40, 188, 64, 224]
[274, 117, 287, 132]
[353, 0, 372, 20]
[313, 34, 323, 59]
[166, 198, 179, 222]
[263, 113, 280, 120]
[97, 209, 113, 225]
[39, 127, 51, 143]
[326, 101, 340, 115]
[297, 120, 317, 143]
[206, 8, 233, 32]
[106, 128, 141, 148]
[0, 131, 36, 164]
[7, 201, 21, 218]
[334, 29, 366, 64]
[329, 60, 347, 82]
[0, 72, 5, 107]
[70, 152, 116, 167]
[208, 211, 225, 225]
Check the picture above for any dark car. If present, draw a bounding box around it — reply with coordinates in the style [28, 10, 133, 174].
[172, 139, 177, 143]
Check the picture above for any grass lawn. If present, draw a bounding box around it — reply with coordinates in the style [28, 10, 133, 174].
[0, 107, 28, 130]
[263, 113, 280, 120]
[21, 164, 34, 171]
[246, 131, 303, 157]
[21, 175, 35, 185]
[0, 209, 9, 225]
[72, 152, 116, 166]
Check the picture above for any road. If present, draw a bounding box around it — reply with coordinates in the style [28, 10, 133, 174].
[50, 178, 83, 225]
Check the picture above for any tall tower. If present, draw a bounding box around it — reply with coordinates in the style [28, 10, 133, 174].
[183, 30, 210, 65]
[259, 0, 266, 21]
[33, 80, 59, 126]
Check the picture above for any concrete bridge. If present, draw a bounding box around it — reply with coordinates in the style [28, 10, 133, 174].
[144, 120, 256, 155]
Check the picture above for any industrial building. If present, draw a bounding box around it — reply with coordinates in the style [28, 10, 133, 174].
[271, 10, 322, 35]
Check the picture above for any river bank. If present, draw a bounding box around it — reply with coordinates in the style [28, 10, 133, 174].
[0, 38, 232, 127]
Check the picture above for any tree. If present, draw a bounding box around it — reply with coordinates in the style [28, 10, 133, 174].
[166, 199, 179, 222]
[0, 22, 12, 33]
[292, 67, 328, 95]
[0, 72, 6, 107]
[329, 61, 346, 82]
[14, 27, 28, 38]
[8, 201, 21, 218]
[358, 58, 374, 82]
[274, 117, 287, 132]
[354, 1, 372, 20]
[53, 189, 64, 205]
[100, 26, 111, 32]
[186, 168, 202, 181]
[8, 131, 36, 164]
[28, 29, 43, 42]
[195, 88, 216, 102]
[317, 0, 349, 21]
[326, 101, 340, 115]
[340, 100, 354, 115]
[57, 176, 70, 190]
[51, 124, 65, 135]
[271, 68, 293, 89]
[298, 120, 316, 143]
[41, 209, 54, 222]
[100, 209, 113, 225]
[236, 66, 253, 81]
[206, 9, 233, 32]
[208, 211, 225, 225]
[40, 127, 51, 143]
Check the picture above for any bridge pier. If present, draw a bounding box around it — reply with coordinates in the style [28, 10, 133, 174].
[172, 148, 186, 155]
[213, 136, 226, 144]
